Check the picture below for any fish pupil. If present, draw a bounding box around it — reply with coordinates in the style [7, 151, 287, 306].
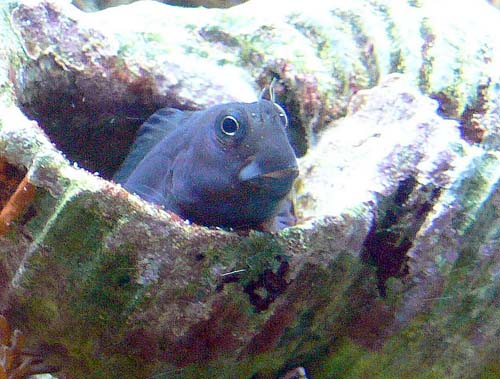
[221, 116, 239, 136]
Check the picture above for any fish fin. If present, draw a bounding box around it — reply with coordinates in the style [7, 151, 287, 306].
[113, 108, 192, 182]
[260, 197, 297, 232]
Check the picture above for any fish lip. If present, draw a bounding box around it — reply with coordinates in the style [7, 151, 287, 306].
[241, 165, 298, 198]
[239, 160, 299, 183]
[259, 166, 299, 180]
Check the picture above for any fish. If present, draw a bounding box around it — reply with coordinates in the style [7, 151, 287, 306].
[114, 83, 298, 229]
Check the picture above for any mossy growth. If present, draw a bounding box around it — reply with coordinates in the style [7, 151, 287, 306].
[202, 231, 288, 289]
[311, 338, 368, 379]
[316, 281, 497, 379]
[24, 188, 60, 237]
[449, 152, 499, 235]
[238, 40, 265, 68]
[418, 17, 435, 94]
[309, 317, 437, 379]
[153, 351, 287, 379]
[14, 192, 148, 378]
[479, 359, 500, 379]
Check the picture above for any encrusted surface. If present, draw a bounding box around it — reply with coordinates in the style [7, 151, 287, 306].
[0, 0, 498, 378]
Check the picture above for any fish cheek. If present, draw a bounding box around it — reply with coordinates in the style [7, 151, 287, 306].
[168, 149, 200, 207]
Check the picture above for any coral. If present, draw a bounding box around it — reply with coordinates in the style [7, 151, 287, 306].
[0, 315, 58, 379]
[0, 160, 36, 235]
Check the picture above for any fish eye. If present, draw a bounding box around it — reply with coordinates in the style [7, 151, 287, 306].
[215, 108, 247, 145]
[273, 103, 288, 128]
[220, 115, 240, 136]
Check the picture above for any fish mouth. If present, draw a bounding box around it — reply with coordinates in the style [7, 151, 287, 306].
[259, 166, 300, 179]
[239, 160, 299, 183]
[239, 160, 298, 196]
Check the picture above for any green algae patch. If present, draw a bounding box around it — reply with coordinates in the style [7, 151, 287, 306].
[202, 231, 288, 288]
[160, 236, 380, 378]
[449, 152, 499, 235]
[479, 360, 500, 379]
[24, 188, 61, 237]
[41, 194, 111, 264]
[310, 324, 440, 379]
[311, 339, 368, 379]
[74, 247, 140, 330]
[311, 282, 498, 379]
[13, 191, 148, 378]
[154, 354, 283, 379]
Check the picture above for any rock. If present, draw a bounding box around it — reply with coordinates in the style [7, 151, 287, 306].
[0, 0, 498, 378]
[73, 0, 249, 12]
[7, 0, 500, 177]
[296, 74, 462, 221]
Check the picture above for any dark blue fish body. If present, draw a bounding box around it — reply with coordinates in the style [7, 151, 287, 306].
[114, 99, 298, 229]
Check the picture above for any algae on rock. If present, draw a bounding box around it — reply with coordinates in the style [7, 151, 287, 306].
[0, 0, 499, 378]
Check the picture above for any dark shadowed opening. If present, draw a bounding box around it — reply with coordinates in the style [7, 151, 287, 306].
[361, 176, 442, 297]
[13, 56, 189, 179]
[13, 56, 309, 182]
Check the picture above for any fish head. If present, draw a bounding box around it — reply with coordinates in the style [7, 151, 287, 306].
[172, 99, 299, 227]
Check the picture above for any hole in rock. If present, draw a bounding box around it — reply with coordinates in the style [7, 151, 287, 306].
[361, 176, 442, 297]
[15, 57, 305, 181]
[244, 259, 289, 312]
[14, 56, 178, 179]
[13, 56, 305, 230]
